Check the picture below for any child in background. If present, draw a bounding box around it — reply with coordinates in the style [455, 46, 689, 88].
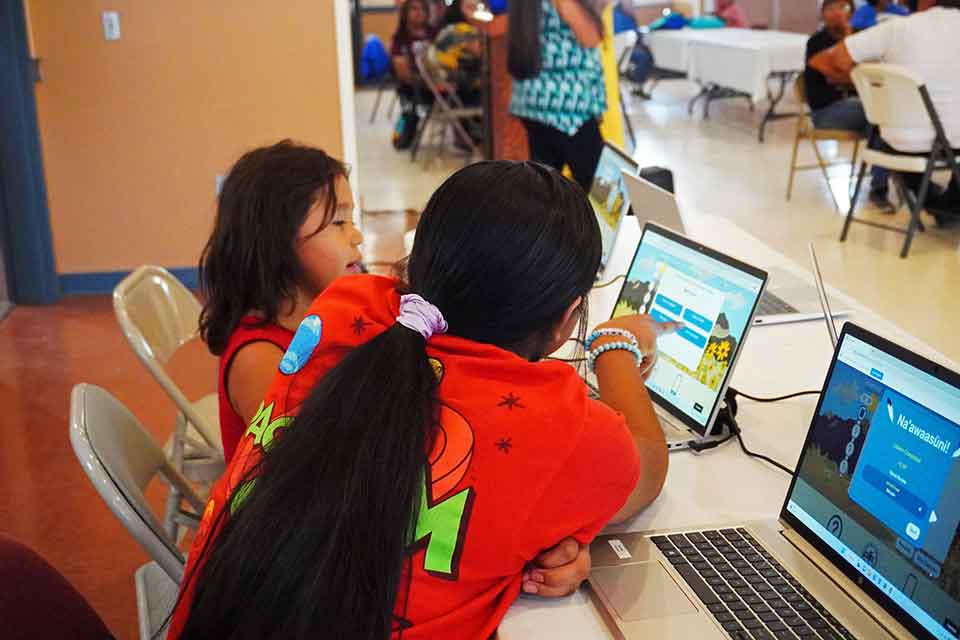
[716, 0, 750, 27]
[171, 161, 677, 639]
[198, 140, 364, 463]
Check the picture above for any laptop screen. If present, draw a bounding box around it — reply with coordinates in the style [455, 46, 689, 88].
[589, 144, 638, 268]
[783, 326, 960, 640]
[611, 224, 766, 433]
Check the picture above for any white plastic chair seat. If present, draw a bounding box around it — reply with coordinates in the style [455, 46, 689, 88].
[860, 148, 934, 174]
[135, 561, 178, 640]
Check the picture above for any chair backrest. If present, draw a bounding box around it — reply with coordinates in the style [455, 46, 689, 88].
[69, 383, 204, 583]
[851, 63, 933, 130]
[793, 74, 808, 108]
[113, 266, 218, 447]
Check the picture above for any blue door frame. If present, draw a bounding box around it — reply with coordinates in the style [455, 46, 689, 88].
[0, 0, 59, 304]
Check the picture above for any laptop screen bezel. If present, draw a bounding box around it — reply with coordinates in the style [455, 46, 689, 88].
[593, 142, 639, 269]
[779, 322, 960, 640]
[611, 222, 768, 436]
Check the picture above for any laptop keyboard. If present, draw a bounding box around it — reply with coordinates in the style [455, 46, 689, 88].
[757, 291, 799, 316]
[651, 529, 856, 640]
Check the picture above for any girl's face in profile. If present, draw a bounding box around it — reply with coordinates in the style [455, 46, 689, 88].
[295, 176, 364, 298]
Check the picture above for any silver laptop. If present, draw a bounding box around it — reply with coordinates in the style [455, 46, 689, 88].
[622, 170, 686, 234]
[589, 323, 960, 640]
[610, 223, 768, 452]
[591, 144, 640, 274]
[622, 170, 849, 328]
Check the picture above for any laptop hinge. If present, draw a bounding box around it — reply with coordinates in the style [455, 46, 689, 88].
[778, 523, 911, 639]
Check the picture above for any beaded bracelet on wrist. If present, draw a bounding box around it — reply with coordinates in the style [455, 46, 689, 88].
[585, 328, 638, 351]
[587, 341, 643, 373]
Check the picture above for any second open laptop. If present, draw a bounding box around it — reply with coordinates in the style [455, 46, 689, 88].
[621, 170, 850, 328]
[610, 223, 768, 451]
[588, 322, 960, 640]
[590, 143, 640, 274]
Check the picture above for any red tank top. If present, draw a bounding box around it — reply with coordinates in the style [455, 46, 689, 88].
[217, 316, 294, 463]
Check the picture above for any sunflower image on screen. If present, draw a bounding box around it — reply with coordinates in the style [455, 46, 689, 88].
[651, 314, 738, 392]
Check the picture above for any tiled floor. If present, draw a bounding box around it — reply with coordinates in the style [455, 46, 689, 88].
[1, 83, 957, 639]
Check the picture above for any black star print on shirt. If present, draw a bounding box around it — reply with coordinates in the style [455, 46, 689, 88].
[350, 316, 372, 335]
[497, 393, 525, 410]
[495, 437, 512, 453]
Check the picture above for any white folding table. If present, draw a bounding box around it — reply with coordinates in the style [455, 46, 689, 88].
[498, 210, 957, 638]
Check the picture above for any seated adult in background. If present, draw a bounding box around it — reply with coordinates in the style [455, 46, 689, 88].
[851, 0, 910, 30]
[716, 0, 750, 27]
[805, 0, 893, 210]
[810, 0, 960, 223]
[391, 0, 436, 102]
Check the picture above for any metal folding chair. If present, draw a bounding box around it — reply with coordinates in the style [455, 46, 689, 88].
[113, 266, 224, 539]
[410, 42, 483, 163]
[786, 76, 862, 212]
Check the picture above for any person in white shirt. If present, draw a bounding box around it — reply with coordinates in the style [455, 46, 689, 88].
[810, 0, 960, 224]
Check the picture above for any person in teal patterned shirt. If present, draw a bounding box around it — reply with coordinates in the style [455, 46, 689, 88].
[508, 0, 608, 191]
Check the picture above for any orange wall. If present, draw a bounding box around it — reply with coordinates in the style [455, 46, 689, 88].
[28, 0, 345, 274]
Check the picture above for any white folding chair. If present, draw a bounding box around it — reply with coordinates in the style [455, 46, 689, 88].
[410, 42, 483, 163]
[842, 64, 960, 258]
[70, 384, 205, 638]
[113, 266, 224, 538]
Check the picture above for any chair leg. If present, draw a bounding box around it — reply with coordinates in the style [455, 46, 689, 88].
[369, 84, 384, 124]
[410, 105, 432, 162]
[841, 162, 868, 242]
[848, 140, 860, 197]
[810, 139, 842, 212]
[901, 182, 922, 259]
[620, 91, 636, 148]
[786, 123, 802, 201]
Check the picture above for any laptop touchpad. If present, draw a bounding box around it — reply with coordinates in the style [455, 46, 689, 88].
[592, 562, 697, 621]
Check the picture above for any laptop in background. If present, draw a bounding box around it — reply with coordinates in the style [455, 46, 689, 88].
[610, 223, 767, 451]
[622, 171, 849, 328]
[623, 171, 687, 234]
[589, 323, 960, 640]
[590, 143, 639, 273]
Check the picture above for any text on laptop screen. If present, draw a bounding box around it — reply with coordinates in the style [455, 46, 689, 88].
[589, 146, 634, 267]
[612, 226, 763, 428]
[786, 333, 960, 639]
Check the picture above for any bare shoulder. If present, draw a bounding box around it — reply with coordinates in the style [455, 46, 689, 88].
[226, 341, 285, 423]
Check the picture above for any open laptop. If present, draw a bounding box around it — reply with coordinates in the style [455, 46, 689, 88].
[591, 143, 640, 273]
[589, 322, 960, 640]
[610, 223, 768, 451]
[810, 242, 839, 349]
[621, 170, 849, 328]
[622, 170, 687, 233]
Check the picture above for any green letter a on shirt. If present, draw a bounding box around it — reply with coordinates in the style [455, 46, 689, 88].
[411, 474, 474, 579]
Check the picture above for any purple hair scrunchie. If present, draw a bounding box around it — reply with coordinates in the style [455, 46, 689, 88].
[397, 294, 448, 340]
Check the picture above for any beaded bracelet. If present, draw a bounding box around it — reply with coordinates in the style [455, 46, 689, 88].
[585, 328, 638, 351]
[587, 341, 643, 374]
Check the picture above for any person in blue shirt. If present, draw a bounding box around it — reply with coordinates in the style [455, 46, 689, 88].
[851, 0, 910, 30]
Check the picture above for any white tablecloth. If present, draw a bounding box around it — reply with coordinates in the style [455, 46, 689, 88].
[646, 28, 808, 102]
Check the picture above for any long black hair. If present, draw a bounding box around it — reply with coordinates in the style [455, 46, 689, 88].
[198, 140, 347, 355]
[175, 162, 601, 640]
[395, 0, 430, 40]
[508, 0, 604, 80]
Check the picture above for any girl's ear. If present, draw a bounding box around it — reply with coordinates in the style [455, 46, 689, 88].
[549, 295, 584, 347]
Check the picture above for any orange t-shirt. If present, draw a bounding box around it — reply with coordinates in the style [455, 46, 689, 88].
[169, 275, 640, 639]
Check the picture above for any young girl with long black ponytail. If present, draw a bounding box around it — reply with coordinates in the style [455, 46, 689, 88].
[169, 161, 676, 639]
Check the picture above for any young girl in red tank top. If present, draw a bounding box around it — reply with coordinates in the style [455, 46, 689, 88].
[198, 140, 364, 463]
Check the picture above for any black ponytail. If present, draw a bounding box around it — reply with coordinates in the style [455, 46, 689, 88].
[176, 161, 601, 639]
[508, 0, 544, 79]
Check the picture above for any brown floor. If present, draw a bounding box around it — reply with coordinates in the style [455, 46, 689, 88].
[0, 209, 417, 638]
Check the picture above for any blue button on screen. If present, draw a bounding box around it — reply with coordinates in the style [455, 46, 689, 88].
[677, 326, 707, 348]
[682, 308, 714, 333]
[654, 294, 682, 315]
